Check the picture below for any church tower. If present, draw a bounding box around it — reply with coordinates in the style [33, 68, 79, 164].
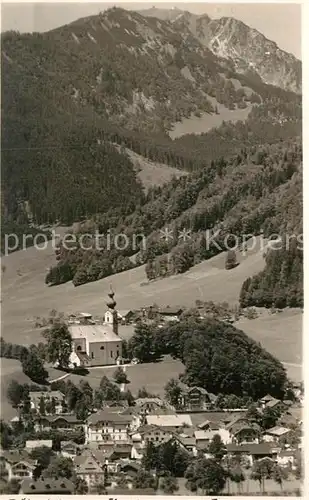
[106, 286, 118, 335]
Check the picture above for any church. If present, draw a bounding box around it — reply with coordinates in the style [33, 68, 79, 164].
[68, 288, 123, 367]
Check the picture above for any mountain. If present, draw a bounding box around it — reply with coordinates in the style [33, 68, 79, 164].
[1, 7, 301, 230]
[142, 9, 301, 94]
[137, 6, 184, 22]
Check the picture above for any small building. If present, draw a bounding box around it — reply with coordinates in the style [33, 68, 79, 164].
[263, 426, 291, 443]
[158, 306, 183, 322]
[20, 477, 74, 495]
[0, 450, 37, 481]
[34, 414, 83, 432]
[135, 398, 164, 414]
[178, 383, 216, 411]
[61, 440, 81, 458]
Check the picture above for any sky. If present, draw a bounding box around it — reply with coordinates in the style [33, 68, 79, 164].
[0, 2, 302, 59]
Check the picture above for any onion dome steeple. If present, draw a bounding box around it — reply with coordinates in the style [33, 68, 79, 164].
[106, 285, 116, 310]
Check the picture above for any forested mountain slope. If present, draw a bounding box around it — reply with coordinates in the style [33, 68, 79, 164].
[2, 7, 301, 229]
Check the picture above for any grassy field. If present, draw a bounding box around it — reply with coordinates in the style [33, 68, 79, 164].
[169, 96, 252, 139]
[1, 234, 302, 420]
[1, 236, 268, 345]
[65, 356, 185, 397]
[117, 146, 188, 191]
[0, 358, 33, 421]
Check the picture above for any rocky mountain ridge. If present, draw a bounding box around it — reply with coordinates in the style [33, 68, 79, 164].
[140, 7, 301, 94]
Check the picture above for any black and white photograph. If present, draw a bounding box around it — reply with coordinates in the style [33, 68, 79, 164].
[0, 1, 303, 497]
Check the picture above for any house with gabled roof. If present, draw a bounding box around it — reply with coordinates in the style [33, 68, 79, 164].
[225, 415, 260, 444]
[61, 440, 82, 458]
[177, 382, 216, 411]
[263, 426, 291, 443]
[0, 450, 37, 482]
[34, 414, 83, 432]
[86, 409, 132, 445]
[74, 450, 105, 487]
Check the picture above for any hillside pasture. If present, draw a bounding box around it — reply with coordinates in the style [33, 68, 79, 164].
[1, 236, 302, 385]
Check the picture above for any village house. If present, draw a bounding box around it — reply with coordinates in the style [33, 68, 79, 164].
[158, 306, 183, 322]
[74, 450, 105, 487]
[177, 383, 216, 410]
[69, 289, 123, 367]
[0, 450, 37, 482]
[60, 440, 82, 458]
[194, 425, 231, 447]
[226, 416, 260, 444]
[29, 391, 66, 414]
[135, 397, 165, 414]
[226, 442, 280, 467]
[263, 426, 292, 443]
[132, 424, 174, 447]
[259, 394, 287, 412]
[34, 414, 83, 432]
[86, 409, 132, 445]
[20, 477, 74, 495]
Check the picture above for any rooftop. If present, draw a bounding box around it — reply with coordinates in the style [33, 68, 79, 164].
[146, 414, 192, 427]
[25, 440, 53, 449]
[69, 324, 122, 342]
[87, 409, 132, 425]
[265, 426, 291, 436]
[21, 478, 74, 494]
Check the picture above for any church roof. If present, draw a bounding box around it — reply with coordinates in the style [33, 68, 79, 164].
[69, 324, 121, 343]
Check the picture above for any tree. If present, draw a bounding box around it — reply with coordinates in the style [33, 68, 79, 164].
[251, 458, 274, 493]
[74, 477, 88, 494]
[0, 420, 13, 449]
[75, 397, 89, 421]
[133, 469, 158, 490]
[39, 396, 46, 415]
[208, 434, 226, 463]
[44, 456, 74, 479]
[22, 352, 48, 383]
[128, 323, 160, 363]
[261, 406, 282, 430]
[6, 380, 25, 408]
[272, 464, 288, 490]
[230, 466, 245, 494]
[30, 446, 55, 478]
[142, 442, 159, 471]
[164, 378, 182, 408]
[113, 367, 128, 384]
[161, 475, 179, 494]
[185, 458, 226, 495]
[43, 322, 72, 368]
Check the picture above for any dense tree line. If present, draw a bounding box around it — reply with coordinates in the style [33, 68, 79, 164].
[44, 140, 302, 287]
[240, 238, 303, 308]
[127, 317, 288, 400]
[0, 338, 48, 383]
